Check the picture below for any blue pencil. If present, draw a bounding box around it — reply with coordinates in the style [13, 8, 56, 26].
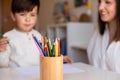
[33, 35, 48, 56]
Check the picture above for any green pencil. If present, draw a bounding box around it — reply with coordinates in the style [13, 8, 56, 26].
[0, 33, 9, 44]
[0, 33, 3, 38]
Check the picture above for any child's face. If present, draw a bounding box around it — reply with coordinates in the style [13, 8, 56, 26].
[12, 6, 38, 32]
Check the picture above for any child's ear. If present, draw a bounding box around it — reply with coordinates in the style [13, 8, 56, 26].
[11, 12, 16, 21]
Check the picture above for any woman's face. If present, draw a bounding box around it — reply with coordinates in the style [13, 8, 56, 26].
[98, 0, 117, 23]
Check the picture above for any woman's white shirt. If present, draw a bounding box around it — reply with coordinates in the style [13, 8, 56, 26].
[87, 28, 120, 73]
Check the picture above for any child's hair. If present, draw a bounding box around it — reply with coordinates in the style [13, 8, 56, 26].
[11, 0, 40, 14]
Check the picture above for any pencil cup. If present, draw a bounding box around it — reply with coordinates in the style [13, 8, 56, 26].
[40, 56, 63, 80]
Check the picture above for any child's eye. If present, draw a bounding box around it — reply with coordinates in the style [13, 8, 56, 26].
[19, 13, 25, 16]
[31, 14, 37, 16]
[31, 14, 35, 16]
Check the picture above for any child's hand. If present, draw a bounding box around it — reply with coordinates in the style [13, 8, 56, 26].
[63, 56, 74, 63]
[0, 37, 9, 52]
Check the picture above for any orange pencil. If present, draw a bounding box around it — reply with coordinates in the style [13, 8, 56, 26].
[44, 43, 49, 56]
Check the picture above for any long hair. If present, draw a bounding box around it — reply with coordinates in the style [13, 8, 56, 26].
[98, 0, 120, 41]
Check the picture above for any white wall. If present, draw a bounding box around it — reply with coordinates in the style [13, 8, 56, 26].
[67, 22, 95, 62]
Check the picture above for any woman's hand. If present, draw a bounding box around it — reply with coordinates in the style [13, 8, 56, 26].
[0, 37, 8, 52]
[63, 56, 73, 63]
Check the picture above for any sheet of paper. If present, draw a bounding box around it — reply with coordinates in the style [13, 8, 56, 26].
[63, 64, 85, 74]
[15, 66, 40, 78]
[15, 64, 85, 78]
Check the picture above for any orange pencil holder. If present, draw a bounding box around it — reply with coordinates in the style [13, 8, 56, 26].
[40, 56, 63, 80]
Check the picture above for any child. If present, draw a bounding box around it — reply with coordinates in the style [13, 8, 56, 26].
[0, 0, 73, 68]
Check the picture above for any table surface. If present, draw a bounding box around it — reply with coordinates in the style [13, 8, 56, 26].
[0, 62, 120, 80]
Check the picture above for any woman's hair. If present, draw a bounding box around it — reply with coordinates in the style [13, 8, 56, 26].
[98, 0, 120, 41]
[11, 0, 40, 14]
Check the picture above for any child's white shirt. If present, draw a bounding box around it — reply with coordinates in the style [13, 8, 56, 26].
[0, 29, 42, 67]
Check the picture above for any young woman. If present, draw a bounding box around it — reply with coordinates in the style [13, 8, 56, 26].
[87, 0, 120, 73]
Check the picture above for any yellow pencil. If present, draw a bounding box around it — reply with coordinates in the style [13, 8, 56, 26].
[54, 38, 58, 57]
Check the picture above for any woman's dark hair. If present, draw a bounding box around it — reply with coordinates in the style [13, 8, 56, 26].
[98, 0, 120, 41]
[11, 0, 40, 14]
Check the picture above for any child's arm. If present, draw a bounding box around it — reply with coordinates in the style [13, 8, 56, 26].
[0, 36, 10, 67]
[63, 56, 74, 63]
[0, 37, 9, 52]
[0, 45, 10, 67]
